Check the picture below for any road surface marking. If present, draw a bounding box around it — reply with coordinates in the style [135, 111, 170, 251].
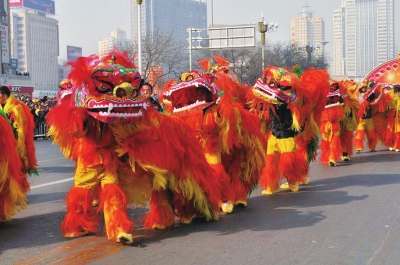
[38, 157, 66, 163]
[30, 178, 73, 189]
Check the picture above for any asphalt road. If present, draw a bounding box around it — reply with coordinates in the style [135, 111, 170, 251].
[1, 140, 400, 265]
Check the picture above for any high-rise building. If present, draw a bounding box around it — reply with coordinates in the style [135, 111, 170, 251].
[10, 10, 59, 98]
[130, 0, 207, 43]
[333, 0, 346, 76]
[333, 0, 395, 80]
[98, 28, 131, 58]
[290, 2, 326, 59]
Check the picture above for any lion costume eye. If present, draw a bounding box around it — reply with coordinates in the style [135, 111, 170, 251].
[280, 86, 292, 91]
[93, 78, 114, 93]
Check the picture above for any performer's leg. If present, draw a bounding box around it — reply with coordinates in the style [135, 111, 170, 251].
[320, 122, 332, 165]
[143, 189, 174, 229]
[394, 132, 400, 151]
[206, 152, 234, 213]
[260, 135, 280, 195]
[280, 137, 304, 192]
[319, 137, 330, 165]
[172, 193, 197, 224]
[366, 119, 377, 151]
[354, 129, 365, 153]
[328, 126, 342, 166]
[100, 182, 133, 244]
[61, 162, 100, 238]
[341, 130, 354, 161]
[61, 187, 99, 238]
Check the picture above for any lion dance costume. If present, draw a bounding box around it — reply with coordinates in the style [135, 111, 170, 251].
[357, 56, 400, 152]
[354, 81, 394, 153]
[162, 56, 265, 213]
[248, 66, 330, 194]
[319, 80, 359, 166]
[338, 80, 359, 161]
[1, 92, 38, 175]
[47, 51, 221, 243]
[0, 88, 36, 221]
[0, 110, 30, 220]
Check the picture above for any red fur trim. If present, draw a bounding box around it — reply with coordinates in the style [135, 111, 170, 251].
[259, 154, 279, 190]
[366, 130, 378, 151]
[321, 107, 346, 124]
[330, 133, 342, 163]
[172, 193, 198, 220]
[320, 121, 342, 164]
[198, 59, 211, 71]
[213, 56, 230, 67]
[319, 138, 330, 164]
[60, 186, 100, 235]
[354, 130, 365, 151]
[229, 176, 248, 201]
[357, 101, 369, 122]
[373, 90, 394, 113]
[294, 137, 311, 178]
[101, 51, 136, 69]
[67, 56, 96, 89]
[209, 163, 234, 202]
[299, 67, 330, 125]
[394, 132, 400, 149]
[281, 151, 307, 183]
[382, 125, 394, 147]
[372, 112, 388, 142]
[142, 190, 174, 229]
[341, 130, 354, 156]
[46, 102, 88, 159]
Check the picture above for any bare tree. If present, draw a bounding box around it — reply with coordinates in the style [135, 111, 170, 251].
[189, 40, 330, 86]
[122, 31, 330, 88]
[121, 29, 188, 88]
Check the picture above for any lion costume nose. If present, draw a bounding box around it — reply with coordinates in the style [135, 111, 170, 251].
[113, 82, 137, 98]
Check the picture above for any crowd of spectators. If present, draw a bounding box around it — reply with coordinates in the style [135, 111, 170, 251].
[17, 95, 57, 135]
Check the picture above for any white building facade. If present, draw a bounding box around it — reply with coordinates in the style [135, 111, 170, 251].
[332, 0, 395, 80]
[10, 11, 59, 98]
[98, 28, 131, 58]
[290, 2, 326, 59]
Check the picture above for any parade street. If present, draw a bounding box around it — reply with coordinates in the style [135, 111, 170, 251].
[1, 140, 400, 265]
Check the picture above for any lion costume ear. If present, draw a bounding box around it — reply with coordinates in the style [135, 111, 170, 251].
[198, 59, 211, 71]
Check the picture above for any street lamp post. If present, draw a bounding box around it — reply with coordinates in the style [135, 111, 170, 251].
[305, 44, 314, 64]
[136, 0, 143, 74]
[186, 28, 205, 70]
[304, 41, 328, 64]
[257, 14, 278, 70]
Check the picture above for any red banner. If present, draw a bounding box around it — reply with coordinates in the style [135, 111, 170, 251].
[10, 86, 34, 93]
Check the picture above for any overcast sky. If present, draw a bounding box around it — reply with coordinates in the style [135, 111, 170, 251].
[56, 0, 400, 59]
